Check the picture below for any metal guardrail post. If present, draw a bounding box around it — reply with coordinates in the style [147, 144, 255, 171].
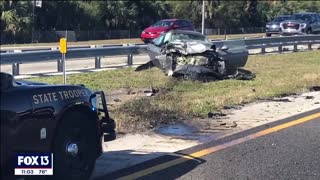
[293, 42, 298, 52]
[95, 56, 101, 68]
[124, 44, 133, 66]
[90, 45, 102, 69]
[12, 63, 20, 76]
[127, 54, 133, 66]
[57, 59, 63, 72]
[308, 41, 312, 50]
[261, 44, 266, 54]
[278, 42, 283, 53]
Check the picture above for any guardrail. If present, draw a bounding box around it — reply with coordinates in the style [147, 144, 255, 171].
[1, 35, 320, 76]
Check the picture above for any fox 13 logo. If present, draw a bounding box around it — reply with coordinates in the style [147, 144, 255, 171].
[15, 153, 53, 175]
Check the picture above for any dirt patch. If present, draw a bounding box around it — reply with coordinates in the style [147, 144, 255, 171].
[108, 86, 320, 135]
[107, 87, 181, 134]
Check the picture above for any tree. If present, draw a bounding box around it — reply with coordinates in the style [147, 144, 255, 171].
[1, 1, 32, 43]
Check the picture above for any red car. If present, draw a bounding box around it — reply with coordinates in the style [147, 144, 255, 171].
[141, 19, 195, 43]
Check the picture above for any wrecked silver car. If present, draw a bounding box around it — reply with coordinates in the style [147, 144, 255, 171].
[136, 30, 255, 81]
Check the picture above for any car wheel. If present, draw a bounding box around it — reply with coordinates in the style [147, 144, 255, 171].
[266, 33, 271, 37]
[306, 28, 312, 34]
[52, 111, 98, 180]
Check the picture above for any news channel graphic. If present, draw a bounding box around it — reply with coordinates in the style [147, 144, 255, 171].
[15, 153, 53, 175]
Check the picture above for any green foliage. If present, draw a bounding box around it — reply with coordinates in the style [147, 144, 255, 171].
[1, 0, 319, 39]
[1, 1, 32, 34]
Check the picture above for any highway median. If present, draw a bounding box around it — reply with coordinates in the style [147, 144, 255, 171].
[29, 50, 320, 133]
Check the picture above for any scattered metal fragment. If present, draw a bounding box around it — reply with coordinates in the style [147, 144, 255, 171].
[220, 122, 227, 126]
[223, 105, 242, 110]
[305, 96, 314, 99]
[145, 93, 154, 97]
[127, 89, 136, 95]
[309, 86, 320, 91]
[272, 98, 292, 102]
[207, 112, 227, 118]
[230, 121, 238, 128]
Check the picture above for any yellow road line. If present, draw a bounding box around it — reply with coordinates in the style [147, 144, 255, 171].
[118, 112, 320, 180]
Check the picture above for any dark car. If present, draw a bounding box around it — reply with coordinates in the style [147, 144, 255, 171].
[280, 12, 320, 35]
[265, 15, 293, 37]
[0, 73, 116, 179]
[139, 30, 252, 81]
[141, 19, 195, 43]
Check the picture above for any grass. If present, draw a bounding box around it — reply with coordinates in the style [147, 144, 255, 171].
[0, 33, 264, 48]
[29, 50, 320, 132]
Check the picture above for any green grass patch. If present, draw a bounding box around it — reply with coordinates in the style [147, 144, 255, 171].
[29, 50, 320, 132]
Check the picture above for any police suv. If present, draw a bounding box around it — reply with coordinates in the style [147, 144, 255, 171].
[0, 72, 116, 180]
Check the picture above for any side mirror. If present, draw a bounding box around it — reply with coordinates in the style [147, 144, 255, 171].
[220, 45, 229, 51]
[0, 73, 14, 90]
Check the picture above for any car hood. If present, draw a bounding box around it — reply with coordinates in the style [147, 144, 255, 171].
[144, 26, 170, 33]
[267, 22, 281, 26]
[169, 40, 213, 54]
[281, 20, 306, 24]
[15, 80, 48, 86]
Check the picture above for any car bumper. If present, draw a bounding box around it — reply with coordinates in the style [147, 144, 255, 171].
[280, 28, 302, 34]
[266, 28, 281, 34]
[141, 33, 160, 40]
[141, 38, 154, 43]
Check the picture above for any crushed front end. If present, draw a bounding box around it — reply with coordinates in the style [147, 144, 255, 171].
[137, 40, 255, 81]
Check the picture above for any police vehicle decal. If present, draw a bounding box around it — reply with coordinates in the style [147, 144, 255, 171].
[32, 89, 91, 105]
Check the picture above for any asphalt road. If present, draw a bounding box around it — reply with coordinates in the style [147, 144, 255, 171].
[94, 108, 320, 180]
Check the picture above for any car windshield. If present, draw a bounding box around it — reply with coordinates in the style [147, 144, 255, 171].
[171, 32, 207, 42]
[273, 16, 292, 22]
[151, 20, 174, 27]
[294, 14, 312, 22]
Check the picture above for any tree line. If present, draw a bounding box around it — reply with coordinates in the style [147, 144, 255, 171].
[1, 0, 320, 43]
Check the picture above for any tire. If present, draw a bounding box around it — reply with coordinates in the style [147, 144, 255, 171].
[306, 28, 312, 34]
[266, 33, 271, 37]
[52, 111, 98, 180]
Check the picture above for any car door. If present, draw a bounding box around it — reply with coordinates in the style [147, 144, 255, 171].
[216, 40, 248, 68]
[146, 34, 164, 60]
